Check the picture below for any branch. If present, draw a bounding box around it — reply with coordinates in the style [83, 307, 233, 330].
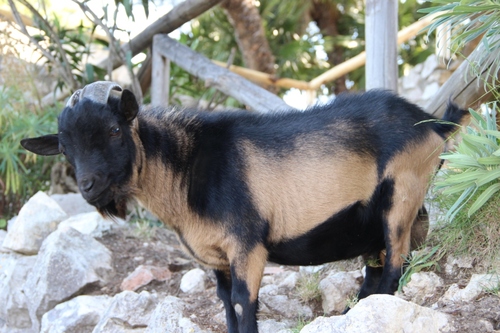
[14, 0, 78, 90]
[71, 0, 143, 101]
[97, 0, 223, 70]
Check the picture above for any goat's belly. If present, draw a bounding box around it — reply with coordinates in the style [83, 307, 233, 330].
[267, 202, 385, 266]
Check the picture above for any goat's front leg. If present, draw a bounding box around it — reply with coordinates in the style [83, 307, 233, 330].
[215, 269, 238, 333]
[225, 243, 267, 333]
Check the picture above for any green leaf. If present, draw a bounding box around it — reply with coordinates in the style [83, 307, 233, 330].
[468, 183, 500, 217]
[477, 156, 500, 165]
[475, 169, 500, 187]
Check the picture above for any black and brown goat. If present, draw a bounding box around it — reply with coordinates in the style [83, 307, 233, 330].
[21, 81, 466, 333]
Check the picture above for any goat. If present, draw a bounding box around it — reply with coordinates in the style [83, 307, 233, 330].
[21, 81, 466, 333]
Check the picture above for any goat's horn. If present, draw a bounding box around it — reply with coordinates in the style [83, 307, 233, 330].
[66, 81, 123, 108]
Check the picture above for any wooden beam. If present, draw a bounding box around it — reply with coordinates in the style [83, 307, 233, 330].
[153, 34, 290, 112]
[97, 0, 223, 71]
[212, 60, 311, 90]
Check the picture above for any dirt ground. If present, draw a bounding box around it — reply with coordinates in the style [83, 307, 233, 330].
[93, 225, 500, 333]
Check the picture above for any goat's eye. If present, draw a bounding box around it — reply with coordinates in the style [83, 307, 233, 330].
[110, 126, 121, 137]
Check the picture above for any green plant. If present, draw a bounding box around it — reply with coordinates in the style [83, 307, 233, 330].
[435, 105, 500, 220]
[345, 292, 359, 309]
[0, 83, 59, 218]
[398, 246, 442, 292]
[295, 271, 323, 304]
[421, 0, 500, 85]
[430, 185, 500, 262]
[290, 318, 310, 333]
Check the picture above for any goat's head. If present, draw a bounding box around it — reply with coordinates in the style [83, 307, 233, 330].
[21, 81, 140, 218]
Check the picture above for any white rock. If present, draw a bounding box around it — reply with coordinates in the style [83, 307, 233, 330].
[421, 54, 439, 78]
[402, 272, 444, 305]
[0, 253, 37, 331]
[258, 319, 292, 333]
[145, 296, 209, 333]
[319, 270, 363, 314]
[0, 230, 7, 252]
[93, 291, 158, 333]
[23, 226, 113, 332]
[180, 268, 206, 293]
[40, 295, 112, 333]
[441, 274, 500, 303]
[402, 70, 420, 90]
[445, 255, 474, 275]
[259, 293, 313, 319]
[3, 191, 68, 254]
[278, 271, 299, 290]
[58, 212, 113, 238]
[299, 265, 325, 274]
[50, 193, 95, 216]
[422, 82, 441, 101]
[300, 294, 452, 333]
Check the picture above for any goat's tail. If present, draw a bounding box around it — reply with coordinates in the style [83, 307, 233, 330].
[432, 101, 469, 138]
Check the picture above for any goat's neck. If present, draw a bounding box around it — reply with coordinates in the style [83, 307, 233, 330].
[131, 118, 195, 228]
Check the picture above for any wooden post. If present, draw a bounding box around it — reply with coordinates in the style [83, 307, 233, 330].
[151, 47, 170, 106]
[365, 0, 398, 91]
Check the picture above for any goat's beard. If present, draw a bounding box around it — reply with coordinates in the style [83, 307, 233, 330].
[97, 197, 128, 220]
[95, 184, 133, 220]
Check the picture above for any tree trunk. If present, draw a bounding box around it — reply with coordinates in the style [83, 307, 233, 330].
[309, 0, 347, 94]
[221, 0, 277, 92]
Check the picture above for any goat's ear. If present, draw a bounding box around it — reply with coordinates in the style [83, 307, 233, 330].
[20, 134, 61, 156]
[120, 89, 139, 122]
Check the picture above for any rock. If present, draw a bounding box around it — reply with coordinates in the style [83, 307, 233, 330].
[299, 265, 325, 274]
[50, 193, 95, 216]
[421, 54, 439, 79]
[278, 271, 299, 290]
[445, 255, 474, 276]
[23, 226, 113, 331]
[402, 70, 420, 90]
[121, 265, 172, 291]
[402, 272, 444, 305]
[421, 82, 441, 101]
[0, 253, 37, 331]
[58, 212, 113, 238]
[3, 191, 68, 255]
[264, 266, 285, 275]
[145, 296, 209, 333]
[258, 319, 292, 333]
[180, 268, 206, 293]
[300, 294, 452, 333]
[441, 274, 500, 303]
[93, 291, 158, 333]
[40, 295, 111, 333]
[0, 230, 6, 252]
[259, 285, 313, 319]
[319, 270, 363, 314]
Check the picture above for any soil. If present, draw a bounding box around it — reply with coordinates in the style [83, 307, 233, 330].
[91, 224, 500, 333]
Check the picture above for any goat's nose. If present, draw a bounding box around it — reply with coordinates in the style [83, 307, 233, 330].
[79, 177, 95, 192]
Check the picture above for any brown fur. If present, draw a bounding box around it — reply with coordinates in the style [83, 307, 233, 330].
[242, 140, 378, 243]
[382, 133, 444, 268]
